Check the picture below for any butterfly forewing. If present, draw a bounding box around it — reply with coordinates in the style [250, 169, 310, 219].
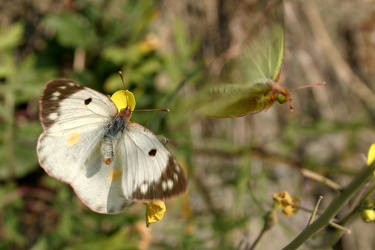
[240, 0, 285, 83]
[198, 1, 286, 117]
[39, 79, 118, 135]
[120, 123, 188, 201]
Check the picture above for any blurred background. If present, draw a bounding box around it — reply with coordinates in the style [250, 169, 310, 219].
[1, 0, 375, 249]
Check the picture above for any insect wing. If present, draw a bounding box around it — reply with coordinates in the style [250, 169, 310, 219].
[37, 80, 131, 213]
[199, 2, 285, 117]
[120, 123, 188, 201]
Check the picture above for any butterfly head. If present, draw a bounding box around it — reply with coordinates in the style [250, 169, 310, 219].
[272, 83, 293, 111]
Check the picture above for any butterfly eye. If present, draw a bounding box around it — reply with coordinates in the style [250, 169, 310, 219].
[276, 94, 287, 104]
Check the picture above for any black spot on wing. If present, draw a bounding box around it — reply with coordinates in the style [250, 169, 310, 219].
[148, 149, 157, 156]
[39, 79, 84, 129]
[84, 98, 92, 105]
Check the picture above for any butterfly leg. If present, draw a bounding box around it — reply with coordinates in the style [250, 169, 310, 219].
[157, 135, 169, 145]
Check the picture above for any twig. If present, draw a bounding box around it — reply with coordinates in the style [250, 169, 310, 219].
[248, 226, 268, 250]
[301, 168, 341, 191]
[283, 199, 350, 234]
[329, 221, 351, 234]
[307, 196, 323, 226]
[248, 210, 278, 250]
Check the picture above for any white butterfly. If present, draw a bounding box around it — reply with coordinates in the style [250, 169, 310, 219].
[37, 79, 188, 214]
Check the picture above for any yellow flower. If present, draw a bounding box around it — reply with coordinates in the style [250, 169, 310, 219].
[273, 191, 299, 216]
[110, 89, 136, 113]
[367, 143, 375, 166]
[367, 144, 375, 182]
[145, 201, 166, 227]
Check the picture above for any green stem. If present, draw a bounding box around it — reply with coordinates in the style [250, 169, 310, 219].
[319, 185, 374, 248]
[282, 162, 375, 250]
[362, 184, 375, 200]
[248, 226, 267, 250]
[318, 205, 359, 248]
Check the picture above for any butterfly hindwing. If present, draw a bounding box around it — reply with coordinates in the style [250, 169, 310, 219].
[38, 129, 131, 214]
[199, 82, 274, 117]
[38, 127, 105, 182]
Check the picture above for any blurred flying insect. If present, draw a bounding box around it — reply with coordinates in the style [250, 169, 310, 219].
[199, 1, 325, 118]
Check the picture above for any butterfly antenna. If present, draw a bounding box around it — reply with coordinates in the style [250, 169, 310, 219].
[118, 71, 170, 114]
[134, 108, 170, 113]
[118, 71, 126, 90]
[290, 81, 326, 91]
[118, 71, 129, 107]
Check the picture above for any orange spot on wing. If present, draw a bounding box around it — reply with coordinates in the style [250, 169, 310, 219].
[109, 169, 122, 182]
[66, 132, 80, 145]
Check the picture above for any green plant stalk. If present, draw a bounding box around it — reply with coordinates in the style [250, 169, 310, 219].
[249, 226, 267, 250]
[318, 204, 359, 247]
[319, 185, 375, 247]
[283, 162, 375, 250]
[5, 87, 15, 179]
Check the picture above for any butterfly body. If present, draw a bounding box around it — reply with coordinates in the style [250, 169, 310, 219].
[37, 79, 187, 214]
[199, 3, 290, 118]
[101, 109, 130, 165]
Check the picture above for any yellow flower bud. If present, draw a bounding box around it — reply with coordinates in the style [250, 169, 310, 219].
[361, 209, 375, 223]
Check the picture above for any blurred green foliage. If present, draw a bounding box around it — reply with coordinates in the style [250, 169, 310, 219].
[0, 0, 199, 249]
[1, 0, 375, 249]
